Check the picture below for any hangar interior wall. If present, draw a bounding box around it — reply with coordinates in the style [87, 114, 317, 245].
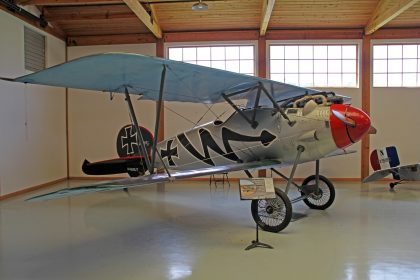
[67, 44, 156, 178]
[370, 87, 420, 171]
[0, 11, 66, 197]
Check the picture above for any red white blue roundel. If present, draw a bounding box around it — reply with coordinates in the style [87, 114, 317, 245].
[370, 146, 400, 171]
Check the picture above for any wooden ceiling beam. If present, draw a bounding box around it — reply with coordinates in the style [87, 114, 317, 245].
[265, 29, 364, 40]
[123, 0, 162, 38]
[149, 4, 160, 28]
[67, 33, 156, 46]
[371, 27, 420, 39]
[16, 0, 122, 5]
[42, 9, 135, 21]
[164, 30, 259, 42]
[0, 5, 66, 40]
[365, 0, 420, 35]
[260, 0, 275, 36]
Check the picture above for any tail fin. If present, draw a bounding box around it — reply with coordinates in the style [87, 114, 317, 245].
[370, 146, 400, 171]
[116, 124, 154, 158]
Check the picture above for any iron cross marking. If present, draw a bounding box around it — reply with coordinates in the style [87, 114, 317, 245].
[161, 139, 178, 166]
[121, 126, 138, 155]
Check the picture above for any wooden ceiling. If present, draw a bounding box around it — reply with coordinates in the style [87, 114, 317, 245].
[10, 0, 420, 43]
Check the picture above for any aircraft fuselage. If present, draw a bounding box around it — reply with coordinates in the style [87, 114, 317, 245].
[156, 103, 370, 171]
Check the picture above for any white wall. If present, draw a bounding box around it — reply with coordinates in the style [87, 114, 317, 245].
[67, 44, 156, 177]
[369, 40, 420, 174]
[370, 87, 420, 170]
[0, 11, 66, 196]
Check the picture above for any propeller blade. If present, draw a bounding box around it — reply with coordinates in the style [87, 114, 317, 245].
[368, 126, 377, 135]
[332, 109, 356, 127]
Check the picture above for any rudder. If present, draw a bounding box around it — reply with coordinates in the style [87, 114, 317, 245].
[370, 146, 400, 171]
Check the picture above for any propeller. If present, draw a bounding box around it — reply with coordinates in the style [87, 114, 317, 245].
[331, 109, 356, 128]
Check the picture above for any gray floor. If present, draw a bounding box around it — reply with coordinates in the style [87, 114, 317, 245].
[1, 179, 420, 280]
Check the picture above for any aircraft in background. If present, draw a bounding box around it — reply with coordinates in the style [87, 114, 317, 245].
[2, 53, 374, 232]
[363, 146, 420, 190]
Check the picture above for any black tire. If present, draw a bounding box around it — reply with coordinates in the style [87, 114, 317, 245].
[251, 188, 292, 233]
[302, 175, 335, 210]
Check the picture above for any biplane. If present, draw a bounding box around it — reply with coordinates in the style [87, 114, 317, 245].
[2, 53, 374, 232]
[363, 146, 420, 190]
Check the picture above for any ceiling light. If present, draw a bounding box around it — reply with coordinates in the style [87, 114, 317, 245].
[192, 0, 208, 11]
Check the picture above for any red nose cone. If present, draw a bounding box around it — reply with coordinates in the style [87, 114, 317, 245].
[330, 104, 371, 149]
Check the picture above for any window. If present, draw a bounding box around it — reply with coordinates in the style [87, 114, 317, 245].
[269, 44, 358, 87]
[24, 27, 45, 72]
[168, 45, 255, 75]
[373, 44, 420, 87]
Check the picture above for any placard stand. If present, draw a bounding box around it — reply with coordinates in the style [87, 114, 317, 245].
[245, 223, 273, 250]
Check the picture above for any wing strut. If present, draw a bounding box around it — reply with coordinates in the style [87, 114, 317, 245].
[222, 82, 295, 129]
[151, 65, 172, 178]
[258, 82, 295, 127]
[124, 87, 153, 173]
[151, 65, 166, 170]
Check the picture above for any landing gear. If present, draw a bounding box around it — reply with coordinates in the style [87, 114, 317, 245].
[252, 153, 336, 233]
[301, 175, 335, 210]
[389, 182, 396, 190]
[389, 180, 404, 190]
[251, 188, 292, 233]
[249, 146, 337, 233]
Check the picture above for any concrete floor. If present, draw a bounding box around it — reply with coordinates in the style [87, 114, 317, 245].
[1, 180, 420, 280]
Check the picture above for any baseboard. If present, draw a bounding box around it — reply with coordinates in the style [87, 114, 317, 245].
[0, 177, 68, 201]
[69, 176, 126, 180]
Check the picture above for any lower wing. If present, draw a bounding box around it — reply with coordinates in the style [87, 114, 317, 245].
[323, 149, 356, 159]
[27, 159, 282, 201]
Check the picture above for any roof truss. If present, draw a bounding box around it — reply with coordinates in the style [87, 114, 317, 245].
[123, 0, 162, 38]
[260, 0, 275, 36]
[365, 0, 420, 35]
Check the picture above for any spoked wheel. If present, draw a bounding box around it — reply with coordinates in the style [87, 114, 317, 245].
[301, 175, 335, 210]
[251, 188, 292, 233]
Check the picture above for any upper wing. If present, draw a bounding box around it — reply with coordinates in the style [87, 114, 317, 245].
[4, 53, 322, 104]
[27, 159, 282, 201]
[362, 163, 420, 183]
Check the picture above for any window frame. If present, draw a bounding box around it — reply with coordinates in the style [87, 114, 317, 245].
[267, 40, 361, 88]
[165, 41, 258, 76]
[372, 40, 420, 88]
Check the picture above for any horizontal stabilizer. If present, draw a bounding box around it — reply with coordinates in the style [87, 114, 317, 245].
[362, 169, 393, 183]
[82, 157, 146, 176]
[363, 163, 420, 183]
[27, 159, 282, 202]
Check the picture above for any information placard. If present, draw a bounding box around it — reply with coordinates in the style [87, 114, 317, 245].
[239, 178, 276, 200]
